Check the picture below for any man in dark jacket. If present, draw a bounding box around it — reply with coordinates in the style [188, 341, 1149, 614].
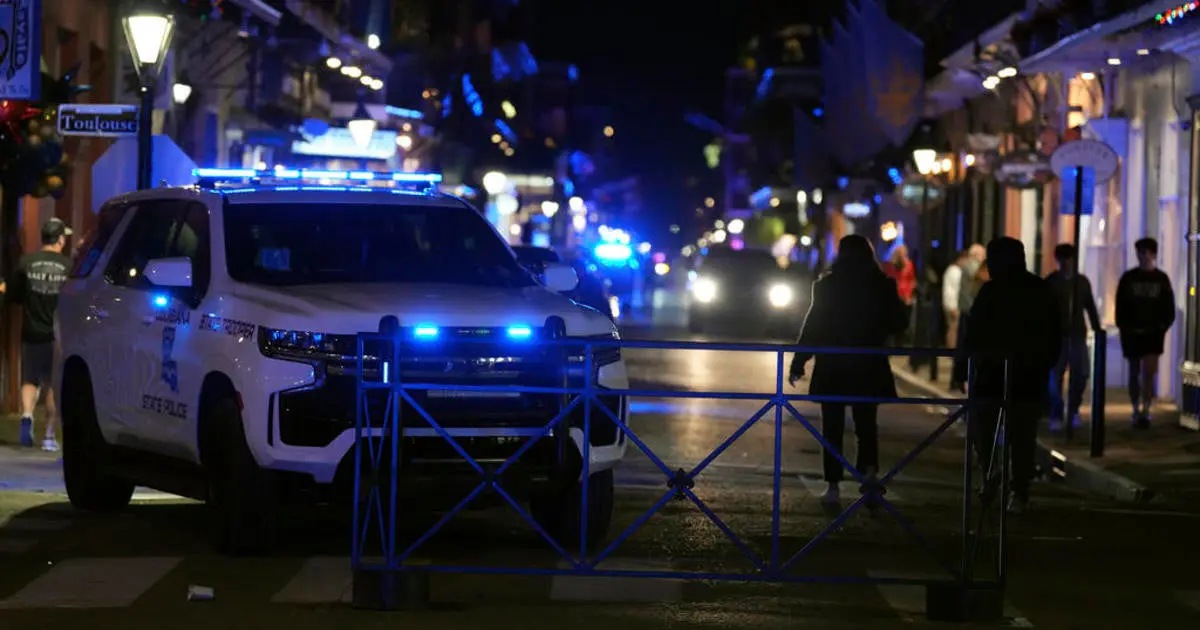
[963, 237, 1063, 513]
[1044, 243, 1102, 431]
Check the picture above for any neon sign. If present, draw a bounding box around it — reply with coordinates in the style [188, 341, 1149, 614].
[1157, 2, 1199, 25]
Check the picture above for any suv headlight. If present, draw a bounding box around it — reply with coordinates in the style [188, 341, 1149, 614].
[259, 327, 356, 361]
[768, 283, 794, 308]
[693, 277, 718, 303]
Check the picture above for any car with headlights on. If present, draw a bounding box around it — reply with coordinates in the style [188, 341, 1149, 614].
[687, 247, 804, 336]
[55, 168, 630, 556]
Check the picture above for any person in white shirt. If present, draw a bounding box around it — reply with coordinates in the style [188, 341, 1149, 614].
[942, 250, 969, 348]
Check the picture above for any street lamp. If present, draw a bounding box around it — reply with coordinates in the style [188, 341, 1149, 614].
[482, 172, 508, 195]
[172, 75, 192, 105]
[912, 147, 937, 176]
[122, 1, 176, 190]
[347, 99, 376, 148]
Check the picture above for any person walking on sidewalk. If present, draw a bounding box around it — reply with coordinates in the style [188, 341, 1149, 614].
[1116, 237, 1176, 429]
[964, 237, 1062, 514]
[1044, 244, 1102, 431]
[0, 218, 73, 451]
[942, 250, 969, 350]
[789, 234, 909, 507]
[949, 245, 987, 390]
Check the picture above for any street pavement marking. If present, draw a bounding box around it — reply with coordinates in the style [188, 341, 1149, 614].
[1175, 590, 1200, 613]
[132, 489, 189, 502]
[798, 476, 902, 503]
[2, 516, 72, 532]
[272, 556, 352, 604]
[0, 557, 181, 609]
[551, 558, 682, 602]
[866, 570, 1033, 626]
[0, 538, 35, 554]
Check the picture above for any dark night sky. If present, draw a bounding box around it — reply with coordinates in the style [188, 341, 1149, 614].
[527, 1, 769, 243]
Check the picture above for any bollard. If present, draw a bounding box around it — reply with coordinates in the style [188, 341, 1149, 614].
[1089, 330, 1107, 457]
[925, 581, 1005, 622]
[352, 568, 431, 610]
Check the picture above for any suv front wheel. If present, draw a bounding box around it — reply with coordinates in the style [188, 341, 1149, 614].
[207, 398, 279, 556]
[531, 468, 614, 550]
[61, 366, 135, 512]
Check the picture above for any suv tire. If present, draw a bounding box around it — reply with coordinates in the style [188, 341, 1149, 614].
[61, 367, 135, 512]
[532, 468, 614, 550]
[208, 398, 279, 556]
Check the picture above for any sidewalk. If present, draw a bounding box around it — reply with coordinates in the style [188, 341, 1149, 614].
[892, 357, 1200, 508]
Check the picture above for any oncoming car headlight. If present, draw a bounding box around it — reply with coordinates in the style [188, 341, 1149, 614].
[693, 277, 718, 303]
[768, 283, 794, 308]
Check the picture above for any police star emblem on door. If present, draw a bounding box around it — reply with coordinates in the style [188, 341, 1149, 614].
[162, 327, 179, 393]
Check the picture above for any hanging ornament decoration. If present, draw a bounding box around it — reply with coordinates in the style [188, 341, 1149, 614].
[1157, 2, 1199, 25]
[0, 61, 91, 199]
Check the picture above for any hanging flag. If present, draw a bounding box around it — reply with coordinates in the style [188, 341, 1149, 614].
[821, 28, 854, 169]
[843, 1, 889, 161]
[858, 0, 925, 147]
[825, 21, 864, 168]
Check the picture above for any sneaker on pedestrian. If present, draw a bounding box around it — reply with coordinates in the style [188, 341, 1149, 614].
[18, 416, 35, 447]
[1132, 412, 1150, 429]
[1007, 493, 1028, 514]
[41, 438, 59, 453]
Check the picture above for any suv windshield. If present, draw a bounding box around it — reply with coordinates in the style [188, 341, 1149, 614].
[224, 202, 534, 287]
[701, 249, 780, 277]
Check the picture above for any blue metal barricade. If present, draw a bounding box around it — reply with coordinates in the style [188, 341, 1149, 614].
[350, 335, 1011, 618]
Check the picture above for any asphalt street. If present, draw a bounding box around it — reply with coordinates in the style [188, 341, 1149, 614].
[0, 327, 1197, 628]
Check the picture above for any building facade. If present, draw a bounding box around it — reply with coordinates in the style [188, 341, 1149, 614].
[926, 0, 1200, 425]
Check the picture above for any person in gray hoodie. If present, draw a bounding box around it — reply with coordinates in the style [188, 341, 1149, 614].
[949, 244, 986, 390]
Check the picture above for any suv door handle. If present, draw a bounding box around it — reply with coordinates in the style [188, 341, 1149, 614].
[88, 306, 108, 320]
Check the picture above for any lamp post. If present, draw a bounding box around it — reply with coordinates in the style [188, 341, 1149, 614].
[122, 1, 176, 191]
[911, 142, 937, 377]
[347, 96, 377, 149]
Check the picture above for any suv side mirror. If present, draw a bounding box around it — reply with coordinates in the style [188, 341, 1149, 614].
[542, 263, 579, 293]
[144, 257, 193, 288]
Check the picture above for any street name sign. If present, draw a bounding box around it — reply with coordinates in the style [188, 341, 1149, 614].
[57, 104, 139, 137]
[1049, 139, 1119, 184]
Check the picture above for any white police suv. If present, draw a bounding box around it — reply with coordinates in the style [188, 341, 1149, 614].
[56, 168, 629, 554]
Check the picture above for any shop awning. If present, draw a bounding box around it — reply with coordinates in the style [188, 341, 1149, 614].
[1020, 0, 1199, 74]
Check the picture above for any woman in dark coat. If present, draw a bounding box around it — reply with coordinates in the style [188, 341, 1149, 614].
[788, 234, 910, 504]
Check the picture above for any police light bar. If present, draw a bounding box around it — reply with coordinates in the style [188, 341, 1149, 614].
[192, 167, 442, 185]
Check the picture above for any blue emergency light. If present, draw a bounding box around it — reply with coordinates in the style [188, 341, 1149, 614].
[192, 167, 443, 185]
[594, 243, 632, 262]
[413, 325, 440, 339]
[506, 325, 533, 339]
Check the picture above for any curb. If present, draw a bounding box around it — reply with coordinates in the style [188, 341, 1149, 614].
[891, 366, 1154, 505]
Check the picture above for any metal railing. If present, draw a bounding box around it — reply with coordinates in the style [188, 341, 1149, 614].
[349, 335, 1011, 616]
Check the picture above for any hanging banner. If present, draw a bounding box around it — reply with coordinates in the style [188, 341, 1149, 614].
[857, 0, 925, 148]
[0, 0, 41, 99]
[844, 4, 892, 160]
[821, 28, 854, 168]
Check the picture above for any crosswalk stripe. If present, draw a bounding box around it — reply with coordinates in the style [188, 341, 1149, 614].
[0, 557, 181, 609]
[271, 556, 352, 604]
